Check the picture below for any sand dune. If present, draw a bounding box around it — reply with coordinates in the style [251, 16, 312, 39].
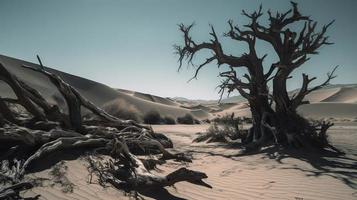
[299, 87, 341, 103]
[322, 87, 357, 103]
[0, 55, 121, 107]
[181, 104, 213, 112]
[298, 103, 357, 119]
[103, 93, 203, 119]
[133, 91, 179, 106]
[214, 85, 357, 120]
[190, 109, 211, 119]
[213, 103, 251, 118]
[0, 55, 211, 120]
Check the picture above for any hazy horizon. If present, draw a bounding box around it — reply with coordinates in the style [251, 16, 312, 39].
[1, 0, 356, 100]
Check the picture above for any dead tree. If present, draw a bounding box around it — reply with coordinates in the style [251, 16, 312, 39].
[176, 2, 340, 153]
[0, 61, 209, 198]
[0, 181, 39, 200]
[87, 139, 211, 191]
[0, 63, 46, 122]
[22, 63, 147, 132]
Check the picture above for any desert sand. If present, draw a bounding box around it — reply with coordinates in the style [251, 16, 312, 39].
[22, 124, 357, 200]
[1, 55, 356, 199]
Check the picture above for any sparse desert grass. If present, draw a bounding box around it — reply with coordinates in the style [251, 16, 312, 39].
[49, 161, 75, 193]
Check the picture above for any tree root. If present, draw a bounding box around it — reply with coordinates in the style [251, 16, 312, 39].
[87, 139, 211, 191]
[0, 182, 39, 200]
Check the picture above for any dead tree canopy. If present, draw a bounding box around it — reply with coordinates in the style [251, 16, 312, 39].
[0, 60, 210, 199]
[176, 1, 341, 154]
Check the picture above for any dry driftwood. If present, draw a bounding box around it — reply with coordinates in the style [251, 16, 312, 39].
[87, 139, 211, 190]
[0, 63, 46, 122]
[22, 64, 147, 131]
[0, 181, 39, 200]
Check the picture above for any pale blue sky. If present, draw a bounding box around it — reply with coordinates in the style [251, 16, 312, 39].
[0, 0, 356, 99]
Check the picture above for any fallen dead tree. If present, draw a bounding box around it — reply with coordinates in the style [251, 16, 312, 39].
[87, 138, 211, 191]
[0, 60, 210, 199]
[0, 182, 39, 200]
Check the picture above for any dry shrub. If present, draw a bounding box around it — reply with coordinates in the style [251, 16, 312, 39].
[143, 110, 162, 124]
[177, 114, 195, 124]
[194, 123, 240, 143]
[103, 99, 140, 122]
[194, 114, 243, 143]
[163, 116, 176, 124]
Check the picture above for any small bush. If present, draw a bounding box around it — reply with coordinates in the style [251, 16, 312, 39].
[194, 113, 247, 143]
[177, 114, 195, 124]
[163, 116, 176, 124]
[213, 113, 240, 125]
[103, 99, 139, 122]
[194, 122, 243, 143]
[203, 119, 211, 124]
[144, 110, 162, 124]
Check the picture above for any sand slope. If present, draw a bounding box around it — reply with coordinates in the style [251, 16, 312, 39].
[322, 87, 357, 103]
[298, 103, 357, 119]
[0, 55, 211, 120]
[213, 85, 357, 120]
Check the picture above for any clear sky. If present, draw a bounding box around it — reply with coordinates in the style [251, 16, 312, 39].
[0, 0, 356, 100]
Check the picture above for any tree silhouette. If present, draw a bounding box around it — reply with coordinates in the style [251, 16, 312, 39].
[176, 2, 341, 153]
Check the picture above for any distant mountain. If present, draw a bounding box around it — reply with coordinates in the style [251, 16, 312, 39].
[171, 97, 218, 105]
[219, 95, 246, 104]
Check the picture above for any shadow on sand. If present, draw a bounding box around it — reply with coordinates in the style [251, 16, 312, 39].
[264, 147, 357, 189]
[27, 150, 189, 200]
[184, 142, 357, 190]
[137, 187, 187, 200]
